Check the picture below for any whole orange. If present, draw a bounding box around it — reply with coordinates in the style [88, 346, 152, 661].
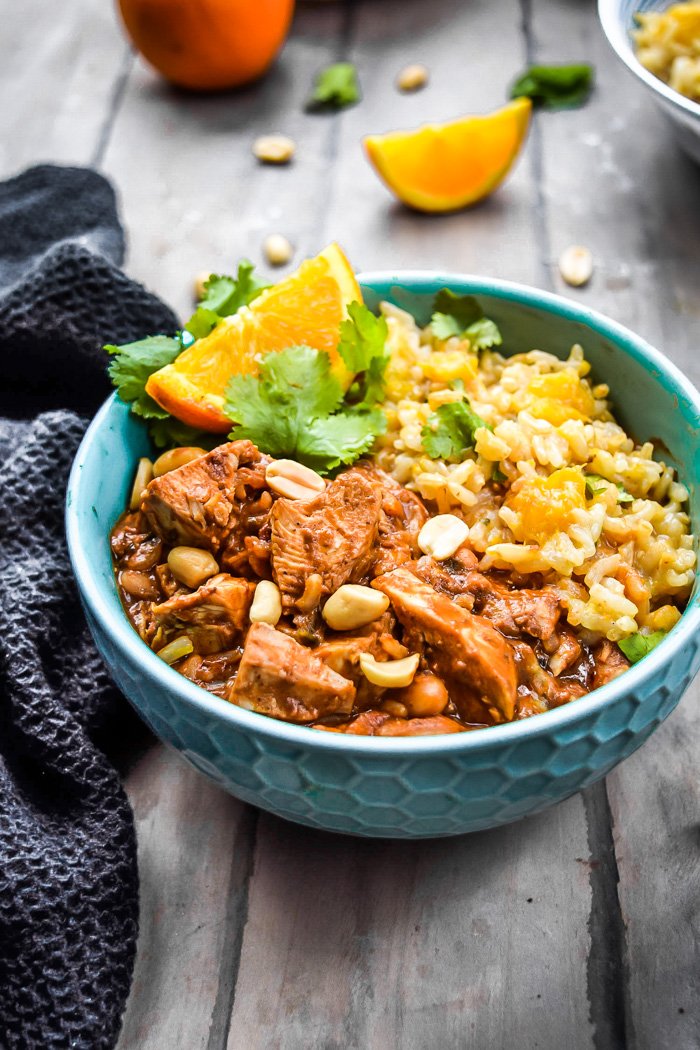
[117, 0, 295, 91]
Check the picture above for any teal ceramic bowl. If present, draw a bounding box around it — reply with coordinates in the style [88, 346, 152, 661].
[66, 274, 700, 838]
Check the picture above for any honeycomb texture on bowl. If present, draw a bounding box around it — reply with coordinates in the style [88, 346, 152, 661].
[86, 605, 700, 838]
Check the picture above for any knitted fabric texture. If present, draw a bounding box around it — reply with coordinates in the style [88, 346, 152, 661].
[0, 165, 179, 1049]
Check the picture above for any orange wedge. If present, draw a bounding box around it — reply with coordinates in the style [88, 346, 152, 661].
[363, 98, 532, 213]
[146, 243, 362, 432]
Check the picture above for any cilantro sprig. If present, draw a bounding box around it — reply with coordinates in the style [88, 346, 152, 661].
[307, 63, 361, 111]
[105, 262, 269, 448]
[510, 63, 594, 109]
[224, 303, 389, 474]
[106, 334, 213, 449]
[186, 261, 270, 340]
[421, 399, 490, 460]
[430, 290, 502, 350]
[618, 631, 667, 664]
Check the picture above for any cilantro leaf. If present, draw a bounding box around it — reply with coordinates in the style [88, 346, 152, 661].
[106, 335, 182, 413]
[146, 416, 218, 451]
[224, 345, 385, 473]
[300, 408, 386, 473]
[431, 290, 502, 349]
[492, 465, 508, 483]
[337, 302, 389, 406]
[226, 346, 343, 456]
[510, 63, 594, 109]
[185, 261, 270, 339]
[421, 400, 490, 460]
[307, 63, 361, 110]
[618, 631, 667, 664]
[106, 334, 216, 449]
[465, 317, 502, 350]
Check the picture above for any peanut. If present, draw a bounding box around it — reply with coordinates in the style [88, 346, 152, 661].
[194, 270, 212, 300]
[120, 569, 159, 600]
[396, 63, 429, 92]
[359, 652, 420, 688]
[152, 446, 208, 478]
[157, 635, 194, 665]
[418, 514, 469, 561]
[129, 457, 154, 511]
[265, 460, 326, 500]
[167, 547, 220, 589]
[263, 233, 293, 267]
[322, 585, 390, 631]
[558, 245, 594, 287]
[250, 580, 283, 626]
[252, 134, 296, 164]
[395, 673, 449, 718]
[296, 573, 323, 613]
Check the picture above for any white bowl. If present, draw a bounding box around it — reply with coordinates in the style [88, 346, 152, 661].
[598, 0, 700, 163]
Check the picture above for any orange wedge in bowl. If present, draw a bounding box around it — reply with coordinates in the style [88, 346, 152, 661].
[146, 243, 362, 432]
[363, 98, 532, 213]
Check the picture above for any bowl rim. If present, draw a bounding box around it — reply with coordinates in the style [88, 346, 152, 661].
[66, 271, 700, 757]
[598, 0, 700, 122]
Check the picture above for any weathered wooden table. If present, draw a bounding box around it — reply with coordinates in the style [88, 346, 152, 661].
[5, 0, 700, 1046]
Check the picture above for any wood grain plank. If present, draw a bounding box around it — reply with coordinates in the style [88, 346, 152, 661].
[225, 4, 595, 1048]
[0, 0, 129, 176]
[117, 746, 255, 1050]
[228, 798, 593, 1050]
[318, 0, 542, 284]
[101, 3, 350, 318]
[103, 9, 352, 1046]
[531, 1, 700, 1046]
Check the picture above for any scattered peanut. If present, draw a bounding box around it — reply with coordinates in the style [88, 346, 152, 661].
[152, 446, 208, 478]
[129, 457, 154, 510]
[250, 580, 283, 626]
[558, 245, 594, 287]
[167, 547, 220, 589]
[322, 584, 390, 632]
[396, 63, 429, 92]
[157, 635, 194, 665]
[194, 270, 212, 300]
[265, 459, 326, 500]
[359, 652, 420, 688]
[263, 233, 293, 267]
[119, 569, 159, 600]
[252, 134, 296, 164]
[418, 514, 469, 561]
[296, 573, 323, 613]
[382, 699, 409, 718]
[395, 673, 449, 718]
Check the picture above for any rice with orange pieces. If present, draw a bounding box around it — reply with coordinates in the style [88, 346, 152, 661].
[373, 301, 696, 644]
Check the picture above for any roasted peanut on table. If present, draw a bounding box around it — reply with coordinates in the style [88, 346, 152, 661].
[265, 459, 326, 500]
[359, 652, 420, 688]
[396, 63, 429, 92]
[167, 547, 220, 589]
[263, 233, 293, 266]
[322, 584, 390, 631]
[249, 580, 283, 626]
[558, 245, 594, 287]
[418, 513, 469, 560]
[152, 446, 208, 478]
[129, 457, 154, 511]
[193, 270, 212, 300]
[252, 133, 296, 164]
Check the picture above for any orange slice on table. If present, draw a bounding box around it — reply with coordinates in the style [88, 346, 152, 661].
[363, 98, 532, 213]
[146, 242, 362, 432]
